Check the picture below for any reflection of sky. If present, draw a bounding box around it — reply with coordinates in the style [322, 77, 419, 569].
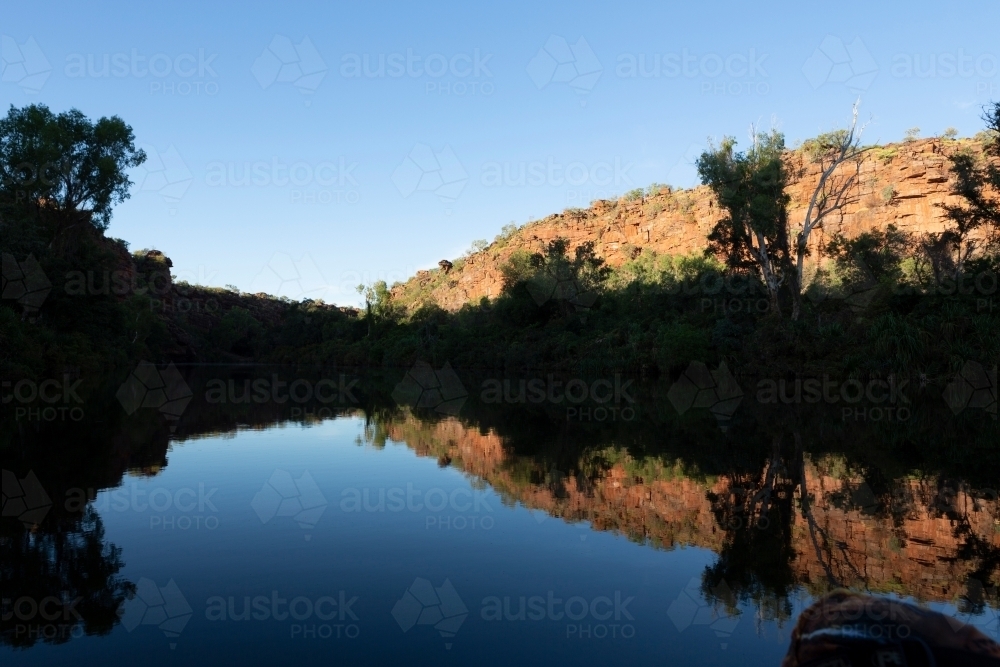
[930, 599, 1000, 643]
[7, 416, 993, 666]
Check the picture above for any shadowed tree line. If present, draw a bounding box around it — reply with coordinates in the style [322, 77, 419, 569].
[3, 103, 999, 382]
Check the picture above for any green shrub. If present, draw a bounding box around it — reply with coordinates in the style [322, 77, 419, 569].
[874, 147, 898, 162]
[493, 223, 519, 246]
[656, 321, 711, 373]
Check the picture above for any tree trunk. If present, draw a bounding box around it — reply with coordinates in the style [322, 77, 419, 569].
[753, 231, 783, 317]
[790, 241, 805, 320]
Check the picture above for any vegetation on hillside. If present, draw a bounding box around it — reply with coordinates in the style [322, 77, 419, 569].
[2, 103, 998, 381]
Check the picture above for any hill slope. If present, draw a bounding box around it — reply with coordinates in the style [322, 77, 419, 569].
[393, 138, 981, 311]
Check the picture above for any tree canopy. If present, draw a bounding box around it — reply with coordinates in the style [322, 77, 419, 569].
[0, 104, 146, 231]
[697, 129, 791, 314]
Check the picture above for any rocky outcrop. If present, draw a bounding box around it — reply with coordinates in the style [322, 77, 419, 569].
[393, 138, 994, 311]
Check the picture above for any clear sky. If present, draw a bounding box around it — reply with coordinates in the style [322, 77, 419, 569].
[3, 0, 998, 306]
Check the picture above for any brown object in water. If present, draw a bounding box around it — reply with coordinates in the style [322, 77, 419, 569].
[782, 590, 1000, 667]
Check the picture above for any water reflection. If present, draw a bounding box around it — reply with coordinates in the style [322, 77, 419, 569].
[371, 411, 1000, 615]
[2, 499, 133, 648]
[2, 367, 998, 660]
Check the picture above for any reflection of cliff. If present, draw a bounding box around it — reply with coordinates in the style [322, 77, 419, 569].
[381, 414, 1000, 605]
[793, 467, 999, 601]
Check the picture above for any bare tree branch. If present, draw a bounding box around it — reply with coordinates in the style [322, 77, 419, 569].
[791, 99, 872, 320]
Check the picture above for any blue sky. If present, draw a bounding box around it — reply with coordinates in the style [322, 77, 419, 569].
[3, 0, 998, 306]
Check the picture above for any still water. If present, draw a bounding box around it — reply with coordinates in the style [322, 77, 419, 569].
[3, 368, 998, 665]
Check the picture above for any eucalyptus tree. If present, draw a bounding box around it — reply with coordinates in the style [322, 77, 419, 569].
[698, 127, 792, 315]
[0, 104, 146, 236]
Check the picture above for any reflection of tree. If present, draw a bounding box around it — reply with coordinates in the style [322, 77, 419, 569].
[704, 435, 796, 623]
[1, 507, 134, 648]
[949, 487, 1000, 617]
[367, 400, 998, 622]
[5, 369, 994, 650]
[792, 431, 840, 590]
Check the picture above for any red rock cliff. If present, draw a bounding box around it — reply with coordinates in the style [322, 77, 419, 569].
[394, 138, 993, 311]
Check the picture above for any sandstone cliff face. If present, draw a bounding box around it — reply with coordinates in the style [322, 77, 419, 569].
[394, 138, 990, 312]
[384, 415, 1000, 605]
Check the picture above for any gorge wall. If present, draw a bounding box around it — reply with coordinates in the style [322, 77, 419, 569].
[394, 138, 988, 312]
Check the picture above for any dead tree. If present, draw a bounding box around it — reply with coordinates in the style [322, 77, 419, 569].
[791, 100, 870, 320]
